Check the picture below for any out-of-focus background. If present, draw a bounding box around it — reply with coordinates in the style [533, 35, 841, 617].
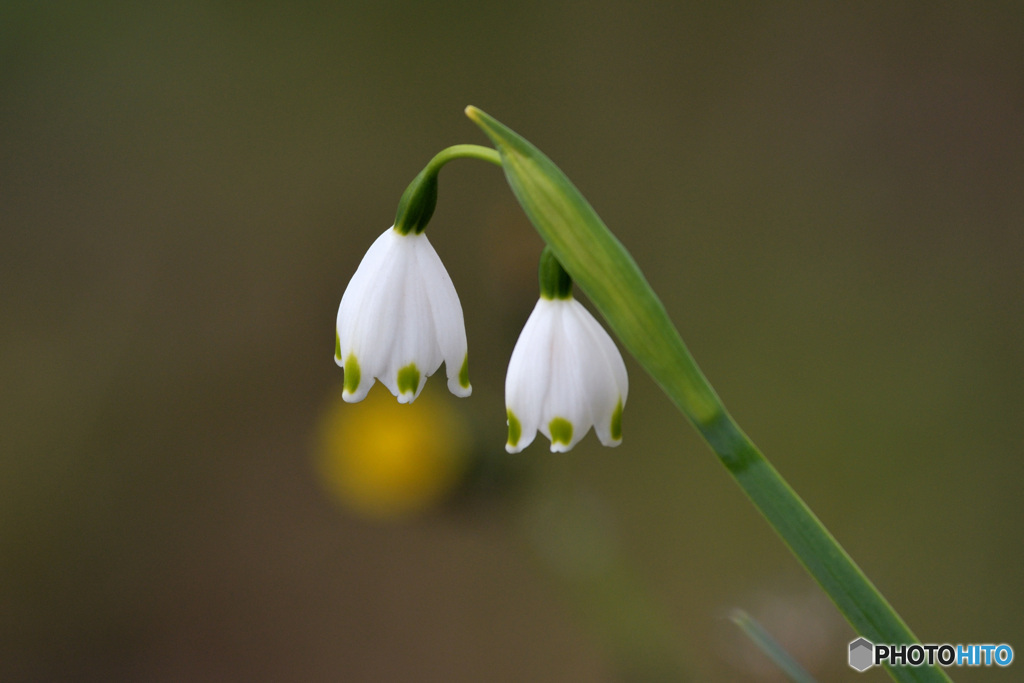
[3, 3, 1022, 681]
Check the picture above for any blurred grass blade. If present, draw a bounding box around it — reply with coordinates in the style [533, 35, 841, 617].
[465, 105, 952, 683]
[729, 609, 818, 683]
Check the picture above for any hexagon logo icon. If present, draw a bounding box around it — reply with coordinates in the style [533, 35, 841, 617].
[849, 637, 874, 671]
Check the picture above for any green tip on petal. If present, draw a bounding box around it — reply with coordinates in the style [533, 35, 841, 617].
[343, 354, 361, 394]
[459, 354, 470, 389]
[397, 363, 421, 396]
[507, 409, 522, 447]
[549, 417, 573, 446]
[610, 398, 623, 441]
[334, 331, 342, 362]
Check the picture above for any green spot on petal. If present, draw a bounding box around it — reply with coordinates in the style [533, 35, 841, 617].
[507, 409, 522, 447]
[397, 363, 421, 395]
[334, 331, 342, 361]
[549, 417, 573, 445]
[459, 354, 470, 389]
[610, 398, 623, 441]
[343, 354, 361, 393]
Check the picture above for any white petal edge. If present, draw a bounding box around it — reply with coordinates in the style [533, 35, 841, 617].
[337, 228, 404, 402]
[540, 300, 592, 452]
[414, 232, 471, 397]
[504, 299, 557, 453]
[568, 300, 628, 446]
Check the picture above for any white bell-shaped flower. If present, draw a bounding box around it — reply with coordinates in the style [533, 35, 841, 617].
[335, 226, 471, 404]
[505, 251, 627, 453]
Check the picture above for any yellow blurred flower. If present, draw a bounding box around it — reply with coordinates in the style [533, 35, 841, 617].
[314, 384, 472, 519]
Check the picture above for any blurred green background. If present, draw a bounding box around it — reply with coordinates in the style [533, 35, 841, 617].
[2, 2, 1022, 681]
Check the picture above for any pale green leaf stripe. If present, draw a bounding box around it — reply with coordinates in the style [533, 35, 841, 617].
[466, 105, 951, 683]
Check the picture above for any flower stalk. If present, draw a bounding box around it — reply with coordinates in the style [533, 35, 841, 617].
[464, 105, 951, 683]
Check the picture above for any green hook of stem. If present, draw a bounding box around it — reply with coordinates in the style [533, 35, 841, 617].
[394, 144, 501, 235]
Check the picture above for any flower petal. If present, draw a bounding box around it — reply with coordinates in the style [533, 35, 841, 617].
[414, 233, 471, 397]
[504, 299, 557, 453]
[567, 300, 628, 446]
[336, 229, 392, 364]
[337, 228, 404, 402]
[375, 234, 439, 403]
[539, 301, 592, 452]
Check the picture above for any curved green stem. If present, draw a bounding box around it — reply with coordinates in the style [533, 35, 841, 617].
[425, 143, 502, 172]
[394, 144, 502, 235]
[465, 105, 952, 683]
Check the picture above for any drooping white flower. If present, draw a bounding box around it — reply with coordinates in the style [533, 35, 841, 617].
[505, 295, 628, 453]
[335, 226, 471, 404]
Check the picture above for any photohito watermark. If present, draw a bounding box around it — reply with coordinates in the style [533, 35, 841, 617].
[849, 638, 1014, 672]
